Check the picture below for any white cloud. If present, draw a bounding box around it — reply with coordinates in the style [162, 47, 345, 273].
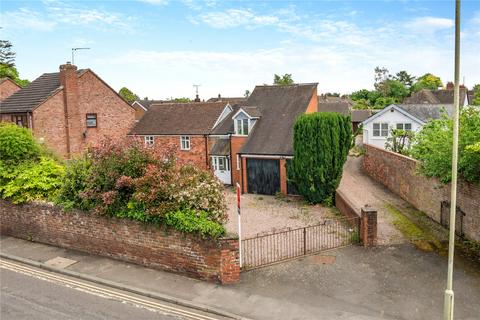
[2, 1, 134, 32]
[1, 8, 56, 31]
[195, 9, 279, 29]
[406, 16, 454, 33]
[139, 0, 169, 5]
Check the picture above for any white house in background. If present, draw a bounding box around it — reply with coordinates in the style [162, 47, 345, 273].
[362, 104, 454, 149]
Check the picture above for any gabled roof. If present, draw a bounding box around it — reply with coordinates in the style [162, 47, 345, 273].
[0, 77, 21, 88]
[362, 104, 426, 126]
[351, 109, 372, 122]
[0, 70, 86, 114]
[207, 97, 246, 104]
[404, 88, 466, 105]
[240, 83, 317, 155]
[396, 104, 454, 122]
[318, 101, 350, 115]
[129, 101, 228, 135]
[362, 103, 456, 126]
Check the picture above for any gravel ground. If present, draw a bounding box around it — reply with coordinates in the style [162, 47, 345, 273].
[224, 189, 336, 238]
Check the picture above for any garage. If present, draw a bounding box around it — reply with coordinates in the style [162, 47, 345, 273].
[246, 158, 280, 195]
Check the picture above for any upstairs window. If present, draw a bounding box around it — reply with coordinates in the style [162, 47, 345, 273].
[180, 136, 190, 150]
[396, 123, 412, 131]
[86, 113, 97, 128]
[235, 118, 249, 135]
[144, 136, 154, 146]
[373, 123, 388, 137]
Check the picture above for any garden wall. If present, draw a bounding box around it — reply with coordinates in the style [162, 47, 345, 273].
[363, 144, 480, 242]
[0, 200, 240, 284]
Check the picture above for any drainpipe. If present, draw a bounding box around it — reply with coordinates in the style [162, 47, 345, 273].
[204, 135, 209, 169]
[229, 133, 233, 185]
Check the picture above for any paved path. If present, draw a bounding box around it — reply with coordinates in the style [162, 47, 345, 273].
[338, 155, 407, 244]
[2, 235, 479, 320]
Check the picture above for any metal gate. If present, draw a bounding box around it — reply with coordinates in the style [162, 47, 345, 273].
[242, 217, 360, 270]
[246, 158, 280, 195]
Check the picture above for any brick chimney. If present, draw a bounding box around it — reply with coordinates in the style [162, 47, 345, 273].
[446, 81, 454, 90]
[194, 94, 201, 102]
[59, 62, 80, 157]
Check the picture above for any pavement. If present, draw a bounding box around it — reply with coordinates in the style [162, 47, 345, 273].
[2, 235, 479, 320]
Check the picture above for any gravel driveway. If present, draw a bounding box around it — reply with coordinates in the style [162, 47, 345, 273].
[224, 189, 335, 238]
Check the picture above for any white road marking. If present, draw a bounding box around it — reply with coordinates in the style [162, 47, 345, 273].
[0, 259, 222, 320]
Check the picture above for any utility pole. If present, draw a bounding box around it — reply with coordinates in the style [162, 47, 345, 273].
[443, 1, 461, 319]
[71, 47, 90, 65]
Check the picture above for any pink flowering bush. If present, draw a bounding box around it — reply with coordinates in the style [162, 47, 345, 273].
[56, 138, 227, 237]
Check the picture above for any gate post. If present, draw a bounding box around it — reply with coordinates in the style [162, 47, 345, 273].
[361, 206, 377, 247]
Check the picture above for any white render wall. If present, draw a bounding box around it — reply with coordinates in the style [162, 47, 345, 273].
[362, 108, 423, 149]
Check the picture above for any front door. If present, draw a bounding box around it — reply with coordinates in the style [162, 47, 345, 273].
[212, 156, 231, 185]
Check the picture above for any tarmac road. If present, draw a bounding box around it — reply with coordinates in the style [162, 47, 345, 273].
[0, 259, 227, 320]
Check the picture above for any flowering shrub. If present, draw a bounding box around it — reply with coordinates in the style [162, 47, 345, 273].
[56, 138, 227, 237]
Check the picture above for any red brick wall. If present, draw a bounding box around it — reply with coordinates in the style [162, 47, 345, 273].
[231, 136, 248, 187]
[0, 79, 21, 101]
[147, 135, 209, 169]
[32, 91, 69, 157]
[0, 200, 240, 284]
[363, 144, 480, 242]
[1, 112, 32, 128]
[305, 86, 318, 114]
[32, 69, 136, 158]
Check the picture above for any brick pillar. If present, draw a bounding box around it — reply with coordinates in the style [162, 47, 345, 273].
[219, 238, 240, 284]
[279, 158, 287, 195]
[241, 157, 248, 193]
[361, 206, 377, 247]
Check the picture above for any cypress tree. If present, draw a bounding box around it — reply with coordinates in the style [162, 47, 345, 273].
[288, 112, 352, 204]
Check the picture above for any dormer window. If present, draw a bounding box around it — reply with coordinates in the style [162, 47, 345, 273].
[235, 118, 249, 135]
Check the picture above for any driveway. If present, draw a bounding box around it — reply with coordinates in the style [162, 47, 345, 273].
[338, 155, 409, 245]
[224, 189, 335, 238]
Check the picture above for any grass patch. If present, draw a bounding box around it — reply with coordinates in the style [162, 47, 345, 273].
[385, 203, 444, 253]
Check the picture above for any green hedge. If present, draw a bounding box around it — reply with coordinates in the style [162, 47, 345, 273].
[288, 112, 352, 204]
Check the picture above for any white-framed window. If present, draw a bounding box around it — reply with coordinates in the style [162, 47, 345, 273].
[144, 136, 154, 146]
[236, 154, 240, 171]
[396, 123, 412, 131]
[180, 136, 190, 150]
[212, 156, 230, 171]
[373, 123, 389, 137]
[235, 118, 249, 135]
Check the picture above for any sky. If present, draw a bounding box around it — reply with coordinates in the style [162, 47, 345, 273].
[2, 0, 480, 100]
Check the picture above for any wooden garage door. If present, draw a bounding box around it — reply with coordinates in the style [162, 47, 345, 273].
[247, 159, 280, 195]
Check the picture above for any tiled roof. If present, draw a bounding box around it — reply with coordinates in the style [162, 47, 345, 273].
[0, 70, 86, 114]
[207, 97, 246, 104]
[210, 139, 230, 156]
[396, 104, 454, 122]
[404, 89, 466, 105]
[240, 83, 317, 155]
[130, 102, 227, 135]
[351, 109, 372, 122]
[318, 101, 350, 115]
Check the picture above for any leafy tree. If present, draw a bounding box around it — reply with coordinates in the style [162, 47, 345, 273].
[412, 73, 443, 92]
[411, 106, 480, 184]
[383, 79, 409, 100]
[394, 70, 416, 88]
[119, 87, 139, 104]
[325, 92, 341, 97]
[374, 97, 398, 109]
[472, 84, 480, 105]
[288, 112, 352, 204]
[374, 66, 391, 94]
[274, 73, 294, 85]
[0, 40, 15, 67]
[0, 40, 29, 87]
[385, 129, 415, 156]
[172, 97, 191, 102]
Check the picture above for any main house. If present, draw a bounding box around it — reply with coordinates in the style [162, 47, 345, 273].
[130, 83, 318, 195]
[0, 78, 22, 102]
[0, 63, 136, 158]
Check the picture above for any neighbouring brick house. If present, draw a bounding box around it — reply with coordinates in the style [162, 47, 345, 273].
[131, 83, 318, 195]
[0, 63, 136, 158]
[0, 78, 22, 102]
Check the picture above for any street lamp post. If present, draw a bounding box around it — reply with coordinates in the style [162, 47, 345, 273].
[443, 1, 461, 319]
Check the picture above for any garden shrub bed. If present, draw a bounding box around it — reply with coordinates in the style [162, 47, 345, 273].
[0, 123, 228, 239]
